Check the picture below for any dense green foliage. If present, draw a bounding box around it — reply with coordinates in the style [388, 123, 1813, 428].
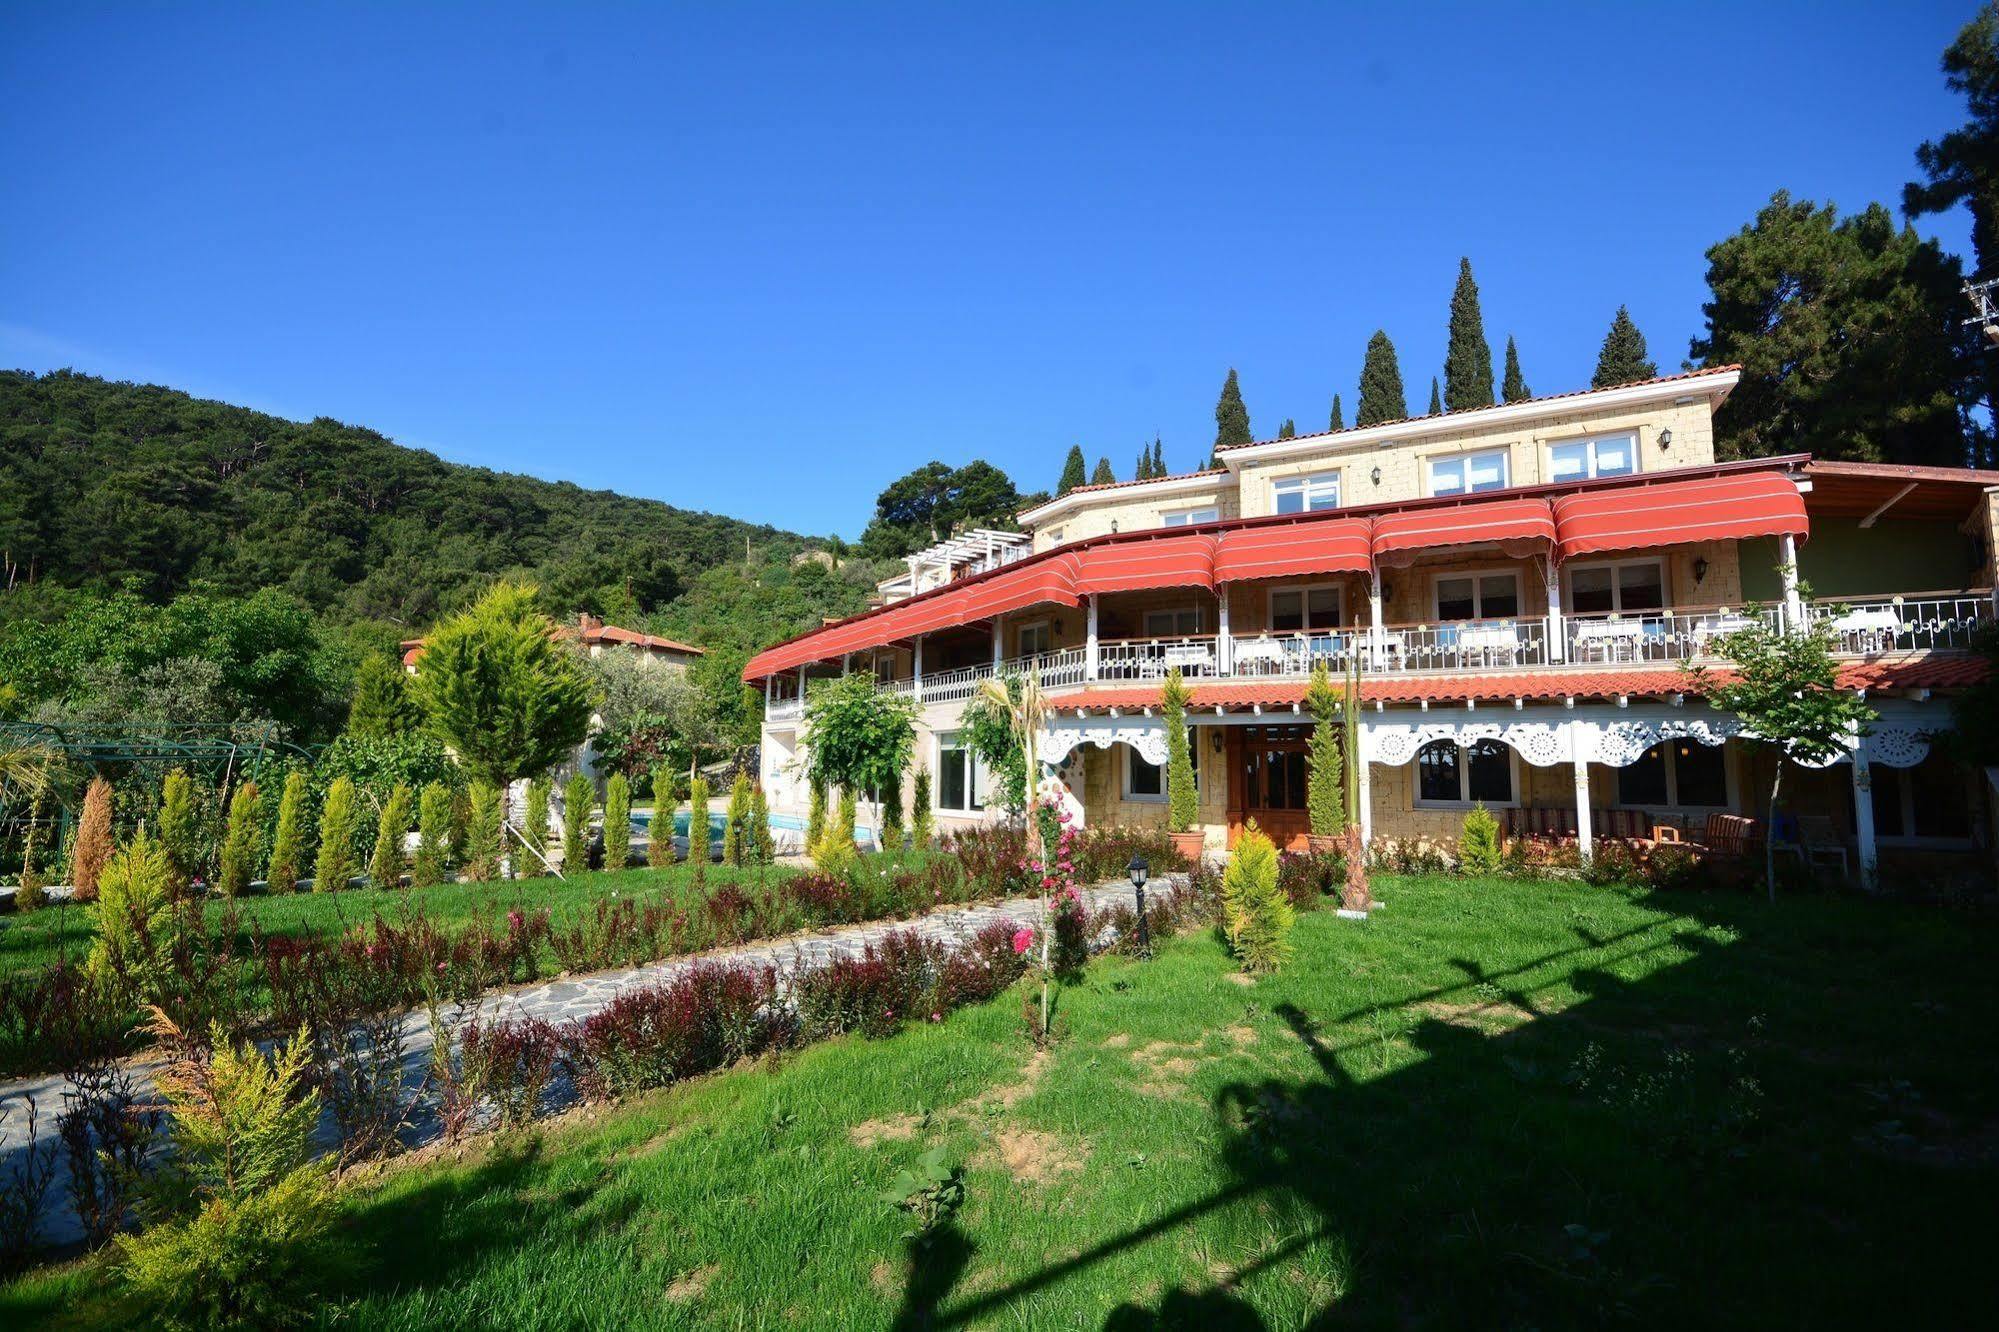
[1501, 335, 1529, 403]
[1089, 457, 1115, 485]
[959, 674, 1030, 814]
[1592, 305, 1657, 388]
[1328, 392, 1344, 430]
[217, 779, 262, 898]
[1275, 419, 1296, 439]
[367, 784, 412, 889]
[562, 773, 594, 874]
[1161, 669, 1197, 833]
[1220, 821, 1292, 973]
[412, 782, 452, 889]
[601, 773, 631, 871]
[312, 778, 359, 891]
[1304, 665, 1344, 837]
[266, 772, 309, 894]
[1213, 368, 1252, 449]
[1428, 377, 1442, 416]
[345, 654, 420, 738]
[1056, 446, 1087, 496]
[1459, 803, 1501, 875]
[1443, 257, 1495, 411]
[156, 767, 203, 896]
[1355, 330, 1408, 426]
[857, 461, 1021, 559]
[801, 673, 917, 808]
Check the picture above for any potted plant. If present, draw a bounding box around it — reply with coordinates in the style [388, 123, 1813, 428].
[1161, 669, 1205, 863]
[1304, 663, 1344, 854]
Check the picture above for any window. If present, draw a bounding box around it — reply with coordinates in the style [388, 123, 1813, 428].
[871, 653, 896, 685]
[1162, 506, 1219, 527]
[1044, 527, 1065, 546]
[1548, 432, 1638, 482]
[1125, 731, 1199, 802]
[1864, 756, 1973, 843]
[935, 732, 985, 813]
[1434, 571, 1520, 621]
[1616, 740, 1729, 808]
[1143, 606, 1203, 637]
[1272, 472, 1341, 514]
[1016, 619, 1052, 658]
[1567, 558, 1665, 616]
[1270, 584, 1342, 632]
[1428, 448, 1510, 496]
[1414, 739, 1517, 807]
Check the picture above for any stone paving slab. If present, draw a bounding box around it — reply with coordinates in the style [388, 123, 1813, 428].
[0, 875, 1179, 1250]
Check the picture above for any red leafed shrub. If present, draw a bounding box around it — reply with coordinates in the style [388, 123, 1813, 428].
[794, 930, 936, 1040]
[789, 872, 857, 925]
[932, 918, 1029, 1010]
[702, 884, 753, 946]
[461, 1015, 562, 1128]
[564, 961, 786, 1101]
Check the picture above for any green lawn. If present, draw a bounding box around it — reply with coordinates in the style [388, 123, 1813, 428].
[9, 874, 1994, 1328]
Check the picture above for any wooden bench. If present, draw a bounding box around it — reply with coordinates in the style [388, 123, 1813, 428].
[1657, 812, 1762, 858]
[1503, 807, 1656, 843]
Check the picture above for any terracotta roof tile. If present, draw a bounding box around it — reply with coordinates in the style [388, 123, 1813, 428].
[1052, 468, 1231, 499]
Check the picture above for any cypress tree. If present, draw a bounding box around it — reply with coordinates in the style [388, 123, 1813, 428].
[522, 775, 552, 874]
[1089, 457, 1115, 485]
[463, 781, 502, 881]
[909, 767, 934, 850]
[1213, 369, 1252, 450]
[748, 785, 775, 865]
[313, 777, 359, 892]
[347, 653, 419, 737]
[602, 773, 631, 871]
[266, 771, 309, 895]
[1592, 305, 1658, 387]
[412, 782, 452, 888]
[1056, 445, 1087, 496]
[1276, 419, 1297, 439]
[562, 772, 594, 874]
[1328, 393, 1344, 431]
[1355, 331, 1408, 426]
[687, 775, 710, 877]
[1151, 437, 1165, 477]
[805, 781, 827, 857]
[647, 766, 676, 867]
[1428, 377, 1443, 416]
[721, 773, 749, 866]
[1444, 257, 1495, 410]
[368, 783, 413, 889]
[1135, 448, 1149, 480]
[156, 767, 202, 898]
[1501, 335, 1530, 402]
[218, 780, 262, 898]
[1304, 665, 1345, 837]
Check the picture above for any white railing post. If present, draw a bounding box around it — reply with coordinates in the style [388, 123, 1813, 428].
[1545, 560, 1565, 663]
[1778, 533, 1804, 630]
[1368, 573, 1386, 670]
[913, 635, 924, 705]
[1085, 594, 1100, 682]
[1216, 587, 1232, 676]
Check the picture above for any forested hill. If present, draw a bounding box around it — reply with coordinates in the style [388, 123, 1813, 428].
[0, 369, 830, 626]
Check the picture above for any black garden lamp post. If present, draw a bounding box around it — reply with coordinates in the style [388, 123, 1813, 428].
[1127, 855, 1151, 958]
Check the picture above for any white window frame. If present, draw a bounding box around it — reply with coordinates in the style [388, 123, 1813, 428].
[1043, 527, 1065, 547]
[1271, 471, 1342, 515]
[871, 651, 897, 684]
[1613, 739, 1735, 812]
[1015, 617, 1053, 658]
[1427, 447, 1511, 497]
[1564, 557, 1668, 616]
[933, 731, 986, 814]
[1267, 582, 1344, 632]
[1122, 730, 1198, 803]
[1161, 506, 1220, 528]
[1547, 431, 1639, 483]
[1411, 738, 1521, 810]
[1142, 606, 1204, 637]
[1430, 567, 1524, 621]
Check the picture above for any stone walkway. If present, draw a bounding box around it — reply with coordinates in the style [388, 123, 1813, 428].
[0, 875, 1177, 1249]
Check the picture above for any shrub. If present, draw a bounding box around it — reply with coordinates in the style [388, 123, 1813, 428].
[687, 775, 711, 872]
[748, 785, 776, 865]
[521, 775, 553, 875]
[216, 781, 262, 898]
[461, 1016, 561, 1128]
[367, 784, 412, 889]
[1221, 822, 1293, 974]
[647, 766, 676, 868]
[795, 931, 932, 1040]
[312, 778, 359, 892]
[448, 786, 471, 866]
[908, 768, 933, 850]
[462, 781, 502, 882]
[565, 962, 786, 1100]
[1161, 669, 1198, 833]
[72, 775, 115, 902]
[1459, 803, 1502, 876]
[89, 831, 172, 1003]
[411, 782, 452, 889]
[602, 773, 631, 871]
[1304, 664, 1345, 836]
[156, 768, 204, 898]
[879, 777, 904, 848]
[115, 1014, 335, 1330]
[1276, 849, 1344, 907]
[805, 782, 827, 854]
[265, 772, 309, 895]
[1583, 838, 1641, 887]
[721, 773, 749, 867]
[562, 772, 594, 874]
[15, 795, 50, 912]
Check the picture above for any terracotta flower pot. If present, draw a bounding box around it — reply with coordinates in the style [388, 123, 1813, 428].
[1169, 830, 1207, 864]
[1306, 833, 1342, 856]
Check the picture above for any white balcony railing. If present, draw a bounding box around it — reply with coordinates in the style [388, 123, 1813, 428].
[1803, 593, 1992, 654]
[1561, 607, 1783, 665]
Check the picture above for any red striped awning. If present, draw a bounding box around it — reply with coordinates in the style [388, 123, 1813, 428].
[947, 552, 1083, 624]
[1072, 531, 1218, 594]
[1553, 472, 1807, 560]
[1370, 496, 1556, 568]
[1212, 517, 1373, 583]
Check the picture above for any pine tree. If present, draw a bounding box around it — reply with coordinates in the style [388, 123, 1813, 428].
[1056, 445, 1087, 496]
[1276, 419, 1297, 439]
[1090, 457, 1114, 485]
[1220, 822, 1293, 974]
[522, 775, 552, 875]
[562, 772, 594, 874]
[1459, 803, 1501, 875]
[1443, 257, 1495, 410]
[721, 773, 750, 866]
[1356, 331, 1408, 426]
[1151, 437, 1166, 477]
[1328, 393, 1344, 431]
[412, 782, 452, 888]
[1501, 335, 1530, 402]
[1304, 665, 1344, 838]
[647, 766, 676, 867]
[1214, 369, 1252, 450]
[71, 775, 114, 902]
[156, 767, 203, 898]
[1593, 305, 1658, 388]
[312, 777, 359, 892]
[347, 653, 419, 737]
[89, 829, 171, 1000]
[266, 771, 309, 895]
[368, 784, 413, 888]
[602, 773, 631, 871]
[1428, 377, 1443, 415]
[218, 780, 262, 898]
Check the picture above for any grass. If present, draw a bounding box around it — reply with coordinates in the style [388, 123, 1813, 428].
[8, 874, 1994, 1328]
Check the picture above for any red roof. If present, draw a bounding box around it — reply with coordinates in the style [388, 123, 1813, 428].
[1048, 468, 1230, 500]
[573, 623, 705, 655]
[1553, 471, 1808, 561]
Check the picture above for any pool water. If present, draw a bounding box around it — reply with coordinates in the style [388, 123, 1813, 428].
[632, 809, 874, 846]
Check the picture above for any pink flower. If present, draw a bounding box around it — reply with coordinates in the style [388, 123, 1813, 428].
[506, 910, 524, 930]
[436, 962, 447, 973]
[929, 1011, 942, 1023]
[1012, 927, 1033, 954]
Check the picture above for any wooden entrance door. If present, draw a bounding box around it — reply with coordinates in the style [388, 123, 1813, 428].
[1227, 724, 1316, 850]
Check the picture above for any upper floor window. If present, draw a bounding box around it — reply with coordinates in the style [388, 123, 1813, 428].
[1272, 472, 1341, 514]
[1434, 571, 1520, 621]
[1548, 432, 1637, 483]
[1143, 606, 1203, 637]
[1567, 558, 1664, 616]
[1162, 506, 1220, 528]
[1016, 618, 1052, 658]
[1428, 448, 1510, 497]
[1270, 584, 1342, 632]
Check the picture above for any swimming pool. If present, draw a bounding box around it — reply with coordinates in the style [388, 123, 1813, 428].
[632, 809, 876, 847]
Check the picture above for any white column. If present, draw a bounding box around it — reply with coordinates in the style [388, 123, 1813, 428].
[1368, 572, 1386, 669]
[797, 665, 807, 701]
[1778, 533, 1805, 630]
[1357, 719, 1374, 847]
[991, 613, 1005, 670]
[1851, 733, 1878, 892]
[1573, 757, 1594, 861]
[1216, 586, 1232, 676]
[1545, 560, 1565, 663]
[763, 677, 772, 711]
[913, 635, 924, 704]
[1085, 594, 1100, 681]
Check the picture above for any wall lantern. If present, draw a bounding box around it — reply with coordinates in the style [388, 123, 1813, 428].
[1692, 556, 1709, 585]
[1658, 428, 1674, 450]
[1370, 466, 1382, 486]
[1210, 729, 1225, 754]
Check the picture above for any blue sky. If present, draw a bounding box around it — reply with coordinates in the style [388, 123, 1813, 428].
[2, 1, 1982, 538]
